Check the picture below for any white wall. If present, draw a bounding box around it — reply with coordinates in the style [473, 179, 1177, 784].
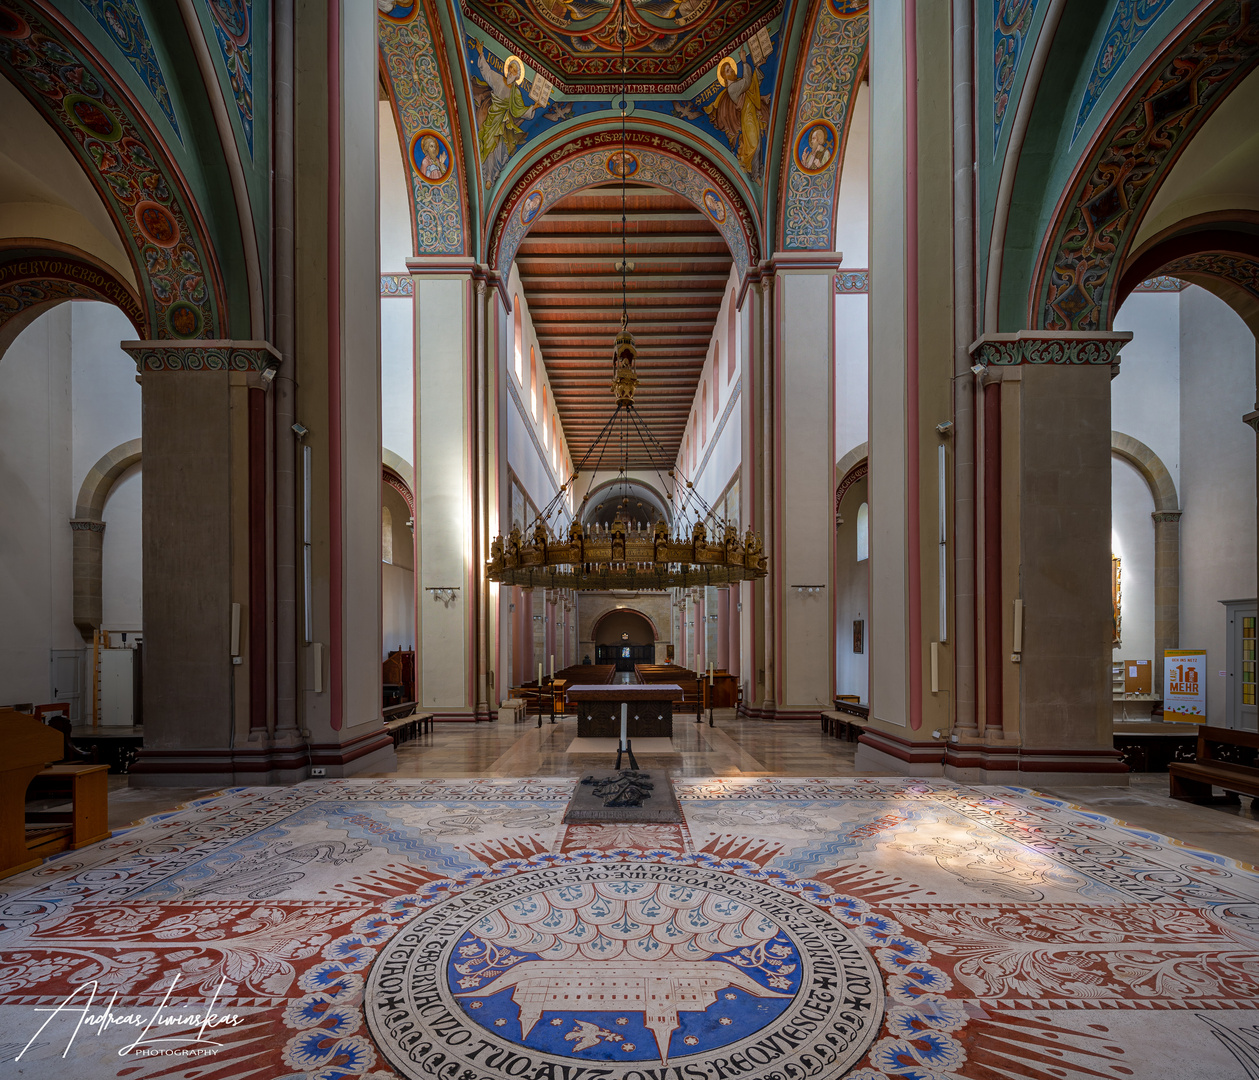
[834, 81, 869, 267]
[676, 266, 740, 520]
[70, 302, 142, 493]
[380, 101, 415, 469]
[1113, 291, 1181, 490]
[382, 561, 415, 656]
[0, 304, 75, 702]
[1111, 456, 1154, 666]
[102, 463, 143, 631]
[1179, 286, 1256, 720]
[379, 101, 413, 273]
[504, 264, 572, 521]
[0, 300, 143, 703]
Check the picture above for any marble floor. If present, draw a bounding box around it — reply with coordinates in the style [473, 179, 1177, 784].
[99, 714, 1258, 865]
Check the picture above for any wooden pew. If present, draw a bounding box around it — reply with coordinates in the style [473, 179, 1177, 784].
[1169, 726, 1259, 803]
[1, 707, 111, 879]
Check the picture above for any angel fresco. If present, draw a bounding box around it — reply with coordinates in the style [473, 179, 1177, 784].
[704, 47, 770, 183]
[471, 41, 541, 189]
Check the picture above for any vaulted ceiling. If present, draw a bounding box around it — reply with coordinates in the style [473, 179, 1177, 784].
[462, 0, 783, 91]
[519, 183, 731, 467]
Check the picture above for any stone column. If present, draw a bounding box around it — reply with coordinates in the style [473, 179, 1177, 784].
[945, 331, 1132, 785]
[120, 342, 295, 783]
[70, 520, 106, 638]
[716, 587, 731, 671]
[1152, 509, 1182, 690]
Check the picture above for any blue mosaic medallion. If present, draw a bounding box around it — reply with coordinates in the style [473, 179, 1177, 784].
[367, 861, 884, 1080]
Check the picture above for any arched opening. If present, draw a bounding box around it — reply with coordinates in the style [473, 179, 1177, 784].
[592, 608, 658, 672]
[835, 456, 870, 707]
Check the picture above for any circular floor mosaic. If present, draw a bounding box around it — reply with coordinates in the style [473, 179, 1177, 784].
[366, 860, 884, 1080]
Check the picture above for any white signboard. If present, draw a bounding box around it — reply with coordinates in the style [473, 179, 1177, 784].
[1164, 649, 1207, 721]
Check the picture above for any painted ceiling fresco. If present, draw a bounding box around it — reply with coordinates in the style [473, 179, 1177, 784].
[464, 19, 781, 194]
[461, 0, 783, 91]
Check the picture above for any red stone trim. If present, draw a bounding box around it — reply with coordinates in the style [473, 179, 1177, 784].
[857, 727, 945, 765]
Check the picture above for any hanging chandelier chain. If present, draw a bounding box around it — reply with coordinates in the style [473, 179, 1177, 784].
[619, 4, 628, 332]
[483, 0, 768, 590]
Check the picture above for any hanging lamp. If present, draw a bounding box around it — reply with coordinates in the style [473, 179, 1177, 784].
[485, 9, 768, 592]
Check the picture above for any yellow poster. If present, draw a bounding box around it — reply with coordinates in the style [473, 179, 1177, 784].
[1164, 650, 1207, 721]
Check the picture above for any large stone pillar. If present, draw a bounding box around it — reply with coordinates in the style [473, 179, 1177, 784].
[771, 258, 839, 716]
[409, 259, 501, 718]
[739, 258, 838, 718]
[855, 0, 957, 773]
[121, 342, 294, 783]
[944, 332, 1131, 785]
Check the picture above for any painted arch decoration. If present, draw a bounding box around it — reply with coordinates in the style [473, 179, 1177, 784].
[0, 1, 225, 338]
[1032, 1, 1259, 331]
[379, 0, 468, 256]
[994, 0, 1040, 152]
[779, 0, 866, 250]
[0, 244, 145, 354]
[75, 0, 181, 139]
[203, 0, 256, 158]
[489, 128, 759, 278]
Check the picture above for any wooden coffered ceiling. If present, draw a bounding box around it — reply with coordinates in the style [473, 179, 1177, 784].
[518, 183, 731, 468]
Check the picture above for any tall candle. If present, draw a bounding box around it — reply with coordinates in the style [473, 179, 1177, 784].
[696, 652, 701, 679]
[550, 654, 555, 679]
[537, 662, 543, 685]
[708, 663, 714, 685]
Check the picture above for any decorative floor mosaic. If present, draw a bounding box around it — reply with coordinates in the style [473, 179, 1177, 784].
[0, 777, 1256, 1079]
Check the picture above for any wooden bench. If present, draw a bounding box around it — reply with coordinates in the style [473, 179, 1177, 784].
[1169, 726, 1259, 803]
[384, 711, 434, 746]
[821, 708, 868, 742]
[25, 764, 112, 860]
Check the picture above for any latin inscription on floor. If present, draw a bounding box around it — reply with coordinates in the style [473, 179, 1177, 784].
[366, 861, 884, 1080]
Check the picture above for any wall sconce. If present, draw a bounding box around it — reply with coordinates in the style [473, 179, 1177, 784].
[792, 585, 826, 595]
[426, 587, 459, 607]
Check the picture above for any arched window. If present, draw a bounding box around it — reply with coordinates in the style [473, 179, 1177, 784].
[727, 292, 737, 381]
[856, 503, 869, 563]
[542, 385, 549, 447]
[530, 347, 537, 418]
[713, 348, 720, 417]
[382, 504, 394, 565]
[701, 384, 708, 443]
[513, 298, 523, 384]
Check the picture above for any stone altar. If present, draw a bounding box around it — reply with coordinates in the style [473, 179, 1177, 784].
[567, 684, 682, 738]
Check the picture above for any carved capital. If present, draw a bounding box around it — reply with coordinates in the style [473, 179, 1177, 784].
[69, 518, 106, 533]
[1151, 511, 1183, 525]
[1243, 409, 1259, 433]
[969, 330, 1133, 368]
[120, 340, 281, 382]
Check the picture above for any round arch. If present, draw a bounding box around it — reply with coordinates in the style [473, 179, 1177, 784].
[1118, 219, 1259, 335]
[591, 606, 660, 645]
[488, 127, 762, 280]
[0, 242, 144, 359]
[834, 441, 867, 523]
[0, 3, 228, 339]
[580, 477, 672, 528]
[1029, 3, 1259, 331]
[71, 437, 142, 639]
